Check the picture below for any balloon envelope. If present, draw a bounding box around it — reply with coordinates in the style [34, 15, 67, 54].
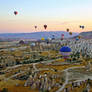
[35, 26, 37, 29]
[48, 37, 51, 41]
[31, 43, 35, 46]
[76, 37, 79, 41]
[14, 11, 18, 15]
[67, 29, 69, 32]
[52, 35, 55, 40]
[60, 46, 71, 52]
[79, 25, 84, 29]
[61, 34, 64, 36]
[69, 32, 72, 35]
[78, 36, 81, 39]
[79, 25, 82, 28]
[82, 26, 84, 29]
[52, 35, 55, 37]
[41, 37, 45, 41]
[44, 25, 47, 29]
[61, 34, 64, 40]
[60, 46, 71, 58]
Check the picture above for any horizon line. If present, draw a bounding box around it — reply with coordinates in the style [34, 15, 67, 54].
[0, 31, 82, 34]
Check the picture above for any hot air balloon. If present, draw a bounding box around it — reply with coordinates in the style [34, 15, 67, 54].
[34, 26, 37, 29]
[79, 25, 85, 30]
[48, 37, 51, 41]
[76, 37, 79, 41]
[31, 43, 36, 46]
[19, 40, 24, 44]
[60, 46, 71, 59]
[81, 26, 84, 29]
[41, 37, 45, 41]
[52, 35, 55, 40]
[61, 34, 64, 40]
[79, 25, 82, 28]
[44, 24, 47, 30]
[69, 32, 72, 35]
[52, 35, 55, 37]
[78, 36, 81, 39]
[62, 34, 64, 37]
[14, 11, 18, 15]
[67, 29, 69, 32]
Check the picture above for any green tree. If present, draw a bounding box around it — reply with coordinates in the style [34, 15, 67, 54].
[2, 88, 8, 92]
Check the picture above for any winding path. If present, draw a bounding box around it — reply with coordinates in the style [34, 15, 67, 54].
[56, 66, 85, 92]
[32, 63, 86, 92]
[2, 59, 86, 92]
[4, 71, 26, 81]
[32, 63, 85, 92]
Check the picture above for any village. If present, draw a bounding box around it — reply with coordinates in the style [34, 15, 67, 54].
[0, 38, 92, 92]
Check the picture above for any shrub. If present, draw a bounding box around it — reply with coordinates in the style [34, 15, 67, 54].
[1, 88, 8, 92]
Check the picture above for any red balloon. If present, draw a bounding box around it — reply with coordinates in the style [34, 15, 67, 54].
[62, 34, 64, 36]
[61, 34, 64, 40]
[14, 11, 18, 15]
[44, 24, 47, 30]
[35, 26, 37, 29]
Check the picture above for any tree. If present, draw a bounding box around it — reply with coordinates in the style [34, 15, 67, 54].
[1, 88, 8, 92]
[82, 89, 88, 92]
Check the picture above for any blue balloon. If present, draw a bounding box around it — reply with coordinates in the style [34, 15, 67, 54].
[60, 46, 71, 52]
[82, 26, 84, 29]
[76, 37, 79, 41]
[80, 25, 82, 28]
[80, 25, 84, 29]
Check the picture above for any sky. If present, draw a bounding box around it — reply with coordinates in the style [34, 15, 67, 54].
[0, 0, 92, 33]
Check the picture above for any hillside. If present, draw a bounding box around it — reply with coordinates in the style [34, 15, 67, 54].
[0, 31, 78, 40]
[79, 31, 92, 39]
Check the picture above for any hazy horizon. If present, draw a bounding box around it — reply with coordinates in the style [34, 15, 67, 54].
[0, 30, 80, 34]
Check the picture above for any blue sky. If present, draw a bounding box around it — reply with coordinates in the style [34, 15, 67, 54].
[0, 0, 92, 33]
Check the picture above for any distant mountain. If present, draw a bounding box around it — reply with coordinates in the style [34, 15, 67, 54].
[79, 31, 92, 39]
[0, 31, 79, 40]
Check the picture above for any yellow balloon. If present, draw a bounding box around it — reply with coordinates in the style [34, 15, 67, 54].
[69, 32, 72, 35]
[41, 37, 45, 41]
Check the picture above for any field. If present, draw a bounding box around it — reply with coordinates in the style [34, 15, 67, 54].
[0, 40, 92, 92]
